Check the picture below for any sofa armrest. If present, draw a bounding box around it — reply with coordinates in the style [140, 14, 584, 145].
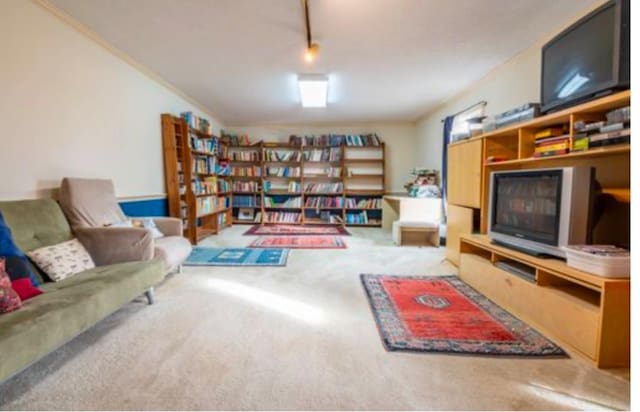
[74, 227, 154, 266]
[153, 217, 183, 237]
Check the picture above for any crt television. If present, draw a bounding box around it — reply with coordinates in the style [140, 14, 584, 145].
[540, 0, 630, 113]
[487, 167, 594, 258]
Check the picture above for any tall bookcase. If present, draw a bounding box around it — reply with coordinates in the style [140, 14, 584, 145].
[228, 139, 386, 227]
[161, 114, 232, 244]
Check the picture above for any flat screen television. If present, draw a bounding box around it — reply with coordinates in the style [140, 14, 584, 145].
[487, 167, 594, 258]
[541, 0, 629, 113]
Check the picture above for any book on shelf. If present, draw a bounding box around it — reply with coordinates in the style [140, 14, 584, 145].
[534, 127, 566, 140]
[265, 167, 301, 177]
[181, 112, 211, 134]
[345, 134, 381, 147]
[232, 181, 260, 192]
[231, 166, 262, 177]
[231, 151, 260, 161]
[345, 211, 380, 225]
[255, 211, 301, 223]
[304, 196, 344, 208]
[264, 150, 302, 162]
[233, 195, 258, 207]
[192, 156, 217, 175]
[189, 133, 218, 153]
[221, 131, 251, 146]
[345, 197, 381, 209]
[304, 183, 343, 193]
[264, 181, 301, 193]
[263, 196, 302, 208]
[299, 134, 345, 147]
[303, 147, 341, 162]
[196, 195, 229, 216]
[216, 160, 230, 176]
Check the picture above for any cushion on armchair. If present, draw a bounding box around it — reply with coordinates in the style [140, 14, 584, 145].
[59, 178, 126, 228]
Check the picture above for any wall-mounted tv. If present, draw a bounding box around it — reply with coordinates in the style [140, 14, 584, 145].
[541, 0, 629, 114]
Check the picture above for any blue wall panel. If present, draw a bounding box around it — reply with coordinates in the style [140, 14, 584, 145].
[119, 198, 168, 217]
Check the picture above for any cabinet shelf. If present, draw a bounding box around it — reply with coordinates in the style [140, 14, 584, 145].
[485, 144, 630, 167]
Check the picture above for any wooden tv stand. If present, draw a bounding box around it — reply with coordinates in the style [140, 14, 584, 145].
[458, 234, 629, 368]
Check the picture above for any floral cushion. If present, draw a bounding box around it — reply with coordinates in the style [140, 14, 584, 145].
[0, 259, 22, 314]
[27, 239, 95, 282]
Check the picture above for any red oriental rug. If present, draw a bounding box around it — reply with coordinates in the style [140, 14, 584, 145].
[360, 274, 566, 357]
[249, 236, 347, 249]
[243, 224, 350, 236]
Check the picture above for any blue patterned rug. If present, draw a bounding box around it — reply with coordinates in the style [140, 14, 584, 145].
[185, 247, 289, 267]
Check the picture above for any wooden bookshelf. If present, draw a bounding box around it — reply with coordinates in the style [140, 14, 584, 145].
[161, 114, 232, 244]
[223, 139, 386, 227]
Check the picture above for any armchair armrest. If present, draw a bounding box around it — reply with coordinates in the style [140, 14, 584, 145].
[74, 227, 154, 266]
[153, 217, 183, 237]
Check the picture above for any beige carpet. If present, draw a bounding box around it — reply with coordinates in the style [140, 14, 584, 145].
[0, 226, 630, 410]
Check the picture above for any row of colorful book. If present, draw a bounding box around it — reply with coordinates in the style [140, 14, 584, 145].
[231, 166, 262, 177]
[264, 167, 301, 177]
[232, 195, 258, 207]
[256, 212, 302, 223]
[304, 183, 343, 193]
[345, 197, 382, 209]
[221, 132, 252, 146]
[303, 148, 341, 162]
[264, 181, 300, 193]
[181, 112, 211, 134]
[232, 181, 260, 192]
[196, 196, 229, 217]
[264, 150, 302, 162]
[231, 151, 260, 161]
[263, 197, 302, 208]
[345, 211, 376, 224]
[189, 134, 217, 153]
[305, 196, 344, 208]
[192, 156, 217, 175]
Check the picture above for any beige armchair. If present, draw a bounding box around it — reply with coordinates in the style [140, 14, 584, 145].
[59, 178, 192, 272]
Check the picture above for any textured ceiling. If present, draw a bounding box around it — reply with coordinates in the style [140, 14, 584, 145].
[51, 0, 597, 125]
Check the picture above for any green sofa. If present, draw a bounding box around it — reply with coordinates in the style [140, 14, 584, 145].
[0, 199, 164, 383]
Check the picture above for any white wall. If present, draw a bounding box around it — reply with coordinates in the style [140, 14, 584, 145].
[0, 0, 223, 200]
[415, 0, 605, 171]
[227, 124, 417, 193]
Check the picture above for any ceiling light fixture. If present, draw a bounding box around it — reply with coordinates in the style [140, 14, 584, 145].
[298, 74, 328, 108]
[303, 0, 319, 63]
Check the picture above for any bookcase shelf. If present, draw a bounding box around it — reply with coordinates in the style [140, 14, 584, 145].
[162, 114, 232, 244]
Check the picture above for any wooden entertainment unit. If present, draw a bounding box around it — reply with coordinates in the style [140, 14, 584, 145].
[447, 91, 631, 367]
[459, 234, 629, 368]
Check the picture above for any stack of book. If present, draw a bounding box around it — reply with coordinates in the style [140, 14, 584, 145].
[533, 127, 570, 158]
[192, 156, 217, 174]
[192, 176, 217, 195]
[190, 134, 217, 153]
[573, 106, 630, 150]
[300, 135, 345, 147]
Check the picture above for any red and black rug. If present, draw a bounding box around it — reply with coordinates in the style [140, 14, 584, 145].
[243, 224, 351, 236]
[361, 274, 566, 357]
[249, 235, 347, 249]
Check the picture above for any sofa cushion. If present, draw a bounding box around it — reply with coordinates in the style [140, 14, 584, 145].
[0, 259, 163, 382]
[154, 236, 192, 270]
[27, 239, 95, 282]
[0, 213, 41, 286]
[59, 178, 127, 228]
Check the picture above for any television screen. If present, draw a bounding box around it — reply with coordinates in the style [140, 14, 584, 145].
[541, 2, 617, 111]
[491, 171, 562, 246]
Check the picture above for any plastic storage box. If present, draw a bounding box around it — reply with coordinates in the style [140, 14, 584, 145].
[564, 245, 630, 278]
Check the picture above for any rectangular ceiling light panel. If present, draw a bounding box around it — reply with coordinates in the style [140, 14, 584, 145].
[298, 74, 328, 108]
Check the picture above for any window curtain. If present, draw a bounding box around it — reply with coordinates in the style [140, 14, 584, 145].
[441, 115, 454, 220]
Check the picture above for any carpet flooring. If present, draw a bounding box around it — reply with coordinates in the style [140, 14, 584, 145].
[0, 226, 630, 410]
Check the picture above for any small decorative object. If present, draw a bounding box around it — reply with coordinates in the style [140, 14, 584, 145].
[404, 168, 442, 198]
